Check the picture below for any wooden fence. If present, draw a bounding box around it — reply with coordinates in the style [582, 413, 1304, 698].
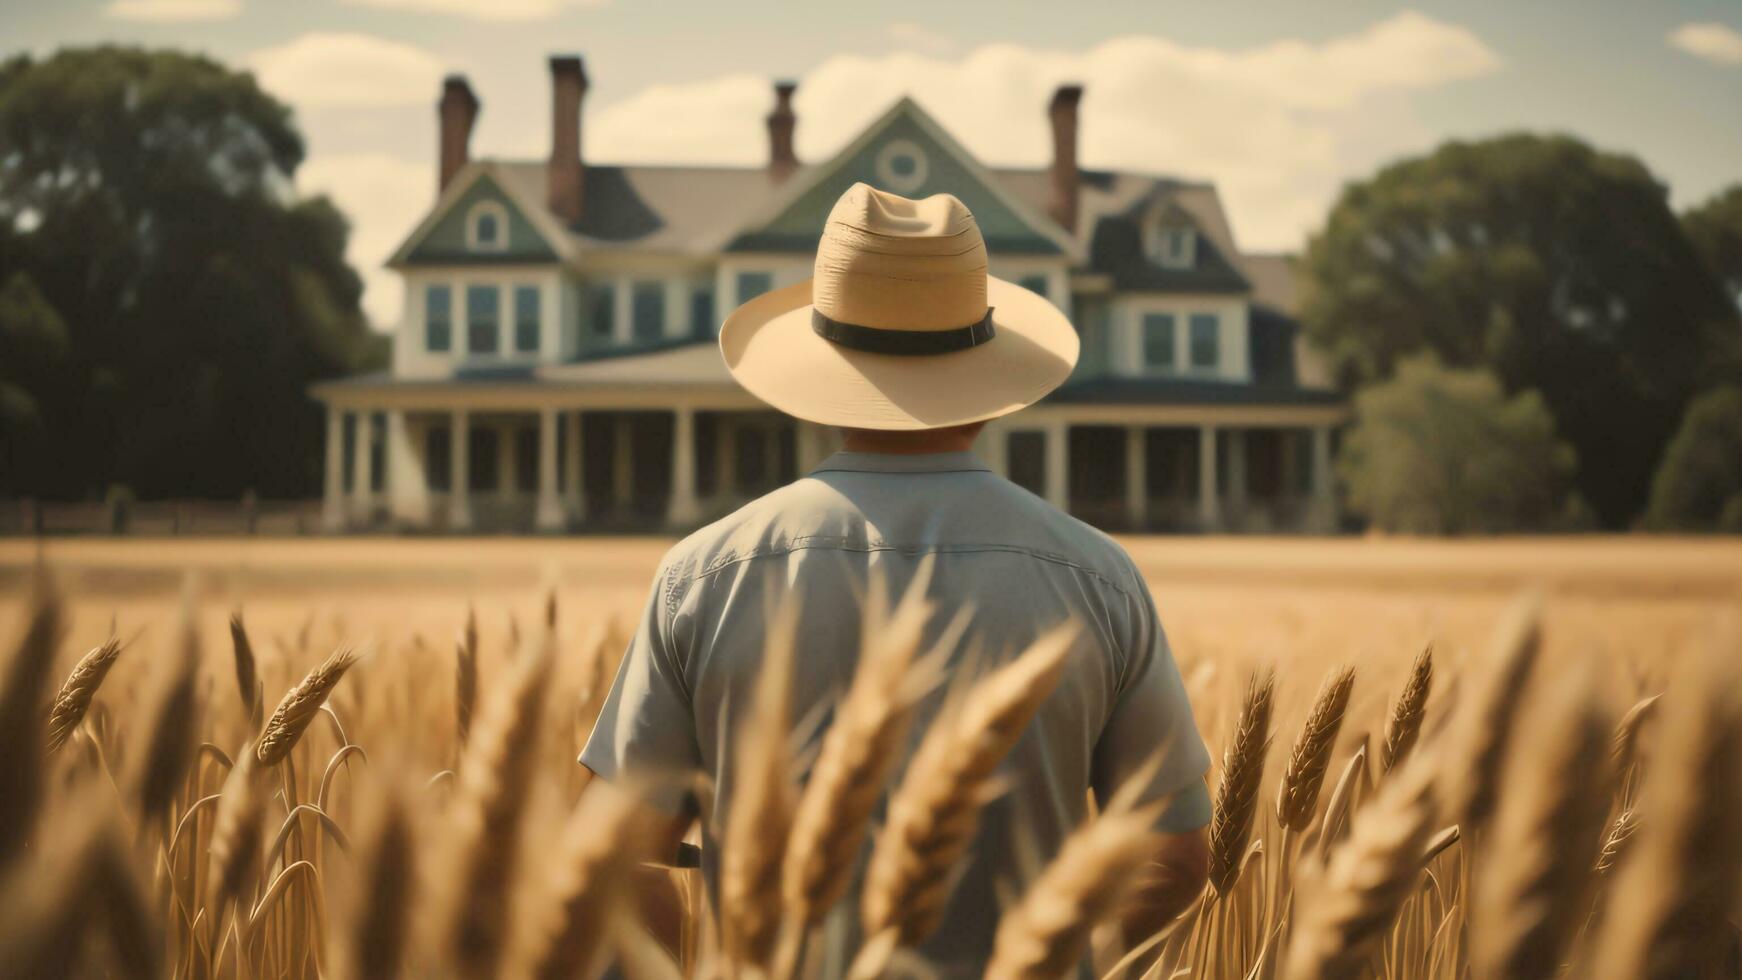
[2, 498, 325, 537]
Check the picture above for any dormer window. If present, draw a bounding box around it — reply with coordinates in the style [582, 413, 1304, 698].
[1147, 224, 1196, 269]
[467, 201, 508, 253]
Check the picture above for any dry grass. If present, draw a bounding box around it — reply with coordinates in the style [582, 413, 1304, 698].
[1, 536, 1739, 979]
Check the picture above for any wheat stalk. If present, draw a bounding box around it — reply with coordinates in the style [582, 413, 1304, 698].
[861, 622, 1079, 951]
[1609, 693, 1659, 776]
[443, 622, 555, 979]
[45, 635, 123, 755]
[1277, 666, 1355, 833]
[256, 646, 358, 766]
[1281, 749, 1439, 980]
[1591, 639, 1742, 980]
[984, 765, 1165, 980]
[1209, 668, 1275, 896]
[229, 611, 261, 727]
[781, 565, 940, 931]
[1472, 671, 1611, 980]
[1381, 644, 1433, 772]
[1445, 593, 1542, 832]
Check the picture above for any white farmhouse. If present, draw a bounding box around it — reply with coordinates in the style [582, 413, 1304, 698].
[311, 56, 1348, 534]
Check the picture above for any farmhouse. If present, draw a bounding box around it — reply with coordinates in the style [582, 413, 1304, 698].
[310, 56, 1347, 534]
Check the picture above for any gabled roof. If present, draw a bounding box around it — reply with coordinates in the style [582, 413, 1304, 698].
[388, 162, 574, 268]
[724, 97, 1081, 259]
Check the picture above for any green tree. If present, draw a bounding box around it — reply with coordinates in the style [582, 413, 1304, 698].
[1339, 358, 1576, 535]
[1646, 386, 1742, 532]
[1301, 134, 1742, 528]
[0, 46, 384, 501]
[1683, 185, 1742, 318]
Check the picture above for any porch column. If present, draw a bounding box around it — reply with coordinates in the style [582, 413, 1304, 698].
[1227, 429, 1248, 513]
[1043, 420, 1069, 513]
[668, 406, 699, 526]
[1310, 425, 1335, 531]
[350, 409, 373, 519]
[536, 406, 563, 531]
[1197, 424, 1220, 530]
[450, 409, 472, 530]
[385, 409, 429, 526]
[1125, 426, 1148, 530]
[564, 410, 585, 521]
[322, 404, 345, 532]
[715, 417, 737, 501]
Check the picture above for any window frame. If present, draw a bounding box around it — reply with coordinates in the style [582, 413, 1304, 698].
[1146, 224, 1197, 270]
[513, 284, 541, 355]
[1188, 312, 1220, 370]
[425, 284, 452, 352]
[466, 284, 501, 355]
[466, 200, 510, 254]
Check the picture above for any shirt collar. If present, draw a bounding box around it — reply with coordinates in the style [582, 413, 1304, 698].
[809, 450, 993, 476]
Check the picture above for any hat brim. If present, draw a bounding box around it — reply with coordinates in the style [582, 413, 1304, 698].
[719, 276, 1081, 431]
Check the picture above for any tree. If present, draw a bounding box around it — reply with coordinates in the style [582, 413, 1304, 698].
[1646, 386, 1742, 532]
[1683, 185, 1742, 318]
[1300, 134, 1742, 527]
[0, 46, 384, 501]
[1339, 358, 1577, 535]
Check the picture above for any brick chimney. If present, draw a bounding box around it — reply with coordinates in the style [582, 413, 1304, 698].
[767, 80, 799, 182]
[547, 55, 588, 225]
[1047, 84, 1084, 233]
[437, 74, 479, 195]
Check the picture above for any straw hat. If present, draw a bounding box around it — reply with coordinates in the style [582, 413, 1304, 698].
[719, 183, 1079, 430]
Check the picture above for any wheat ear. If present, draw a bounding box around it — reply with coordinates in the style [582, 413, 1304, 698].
[228, 611, 261, 728]
[1277, 666, 1356, 833]
[443, 621, 555, 979]
[527, 783, 651, 980]
[456, 605, 479, 754]
[1445, 593, 1542, 832]
[336, 780, 415, 980]
[1591, 638, 1742, 980]
[1281, 749, 1439, 980]
[720, 599, 802, 970]
[1593, 808, 1636, 876]
[1209, 668, 1275, 896]
[781, 563, 940, 930]
[131, 602, 200, 824]
[45, 635, 124, 755]
[256, 645, 358, 766]
[1472, 670, 1611, 980]
[1381, 644, 1433, 772]
[861, 622, 1080, 950]
[1609, 692, 1659, 777]
[985, 761, 1166, 980]
[0, 579, 62, 866]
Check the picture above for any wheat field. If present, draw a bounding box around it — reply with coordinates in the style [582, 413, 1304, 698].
[0, 535, 1739, 979]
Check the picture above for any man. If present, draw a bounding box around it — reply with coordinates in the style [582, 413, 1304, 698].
[581, 183, 1211, 975]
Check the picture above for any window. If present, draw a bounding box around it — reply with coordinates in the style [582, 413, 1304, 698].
[589, 282, 615, 337]
[1018, 274, 1049, 300]
[514, 285, 540, 354]
[1149, 225, 1196, 269]
[691, 284, 716, 337]
[632, 281, 665, 342]
[735, 271, 773, 305]
[875, 139, 929, 193]
[425, 285, 451, 352]
[1189, 313, 1219, 369]
[1142, 313, 1176, 370]
[467, 201, 508, 253]
[467, 285, 499, 354]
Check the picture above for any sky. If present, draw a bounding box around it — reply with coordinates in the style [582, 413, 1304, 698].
[4, 0, 1740, 329]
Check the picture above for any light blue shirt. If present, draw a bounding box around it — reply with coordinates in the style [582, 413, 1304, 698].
[581, 449, 1212, 975]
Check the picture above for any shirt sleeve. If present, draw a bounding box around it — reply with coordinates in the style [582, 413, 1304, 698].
[578, 562, 703, 814]
[1091, 580, 1213, 834]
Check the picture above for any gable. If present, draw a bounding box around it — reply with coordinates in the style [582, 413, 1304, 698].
[727, 102, 1067, 256]
[404, 174, 559, 265]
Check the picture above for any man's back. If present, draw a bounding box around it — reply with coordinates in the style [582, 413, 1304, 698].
[582, 450, 1211, 976]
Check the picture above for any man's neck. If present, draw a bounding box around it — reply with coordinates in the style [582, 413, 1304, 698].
[839, 423, 984, 455]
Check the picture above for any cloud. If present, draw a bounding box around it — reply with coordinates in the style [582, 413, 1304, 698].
[590, 11, 1500, 250]
[339, 0, 605, 20]
[248, 33, 445, 109]
[1668, 22, 1742, 66]
[299, 152, 433, 327]
[888, 22, 956, 56]
[104, 0, 240, 20]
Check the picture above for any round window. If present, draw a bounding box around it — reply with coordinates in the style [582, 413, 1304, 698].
[875, 140, 929, 193]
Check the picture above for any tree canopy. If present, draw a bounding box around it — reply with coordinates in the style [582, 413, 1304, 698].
[1339, 358, 1577, 535]
[1683, 184, 1742, 320]
[0, 46, 384, 501]
[1647, 385, 1742, 532]
[1300, 134, 1742, 527]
